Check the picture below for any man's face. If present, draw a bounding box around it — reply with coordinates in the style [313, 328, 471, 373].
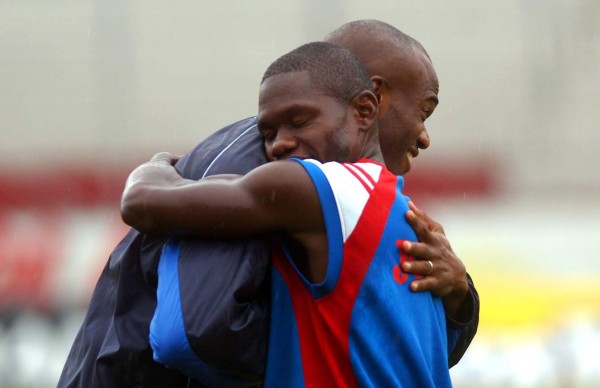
[378, 51, 439, 176]
[257, 71, 362, 163]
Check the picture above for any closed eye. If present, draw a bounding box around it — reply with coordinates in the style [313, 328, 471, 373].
[422, 95, 439, 121]
[291, 115, 311, 128]
[258, 125, 276, 141]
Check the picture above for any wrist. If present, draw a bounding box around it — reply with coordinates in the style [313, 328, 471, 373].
[443, 280, 471, 324]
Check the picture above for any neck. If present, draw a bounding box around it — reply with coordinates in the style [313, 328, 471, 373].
[359, 135, 384, 164]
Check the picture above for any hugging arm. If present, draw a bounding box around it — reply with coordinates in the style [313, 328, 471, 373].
[121, 152, 320, 239]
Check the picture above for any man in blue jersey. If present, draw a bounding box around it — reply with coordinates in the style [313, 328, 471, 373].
[122, 41, 452, 386]
[59, 20, 478, 387]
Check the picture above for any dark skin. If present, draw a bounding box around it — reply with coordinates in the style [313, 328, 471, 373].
[122, 70, 382, 283]
[124, 69, 471, 322]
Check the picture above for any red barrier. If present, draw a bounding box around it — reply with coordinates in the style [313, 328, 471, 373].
[0, 160, 498, 312]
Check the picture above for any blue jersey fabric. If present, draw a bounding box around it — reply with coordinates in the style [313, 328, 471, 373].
[265, 159, 452, 387]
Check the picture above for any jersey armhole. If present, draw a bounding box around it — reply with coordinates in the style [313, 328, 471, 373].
[282, 158, 344, 298]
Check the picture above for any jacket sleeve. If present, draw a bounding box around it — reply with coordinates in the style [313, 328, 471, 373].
[446, 273, 480, 368]
[176, 116, 266, 179]
[59, 117, 268, 387]
[149, 116, 272, 384]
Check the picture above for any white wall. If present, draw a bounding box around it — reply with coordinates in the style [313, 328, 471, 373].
[2, 0, 600, 195]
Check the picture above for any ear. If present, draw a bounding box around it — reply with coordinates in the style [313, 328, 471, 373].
[370, 76, 386, 103]
[352, 90, 379, 132]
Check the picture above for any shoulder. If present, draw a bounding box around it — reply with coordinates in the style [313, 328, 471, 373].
[243, 160, 311, 188]
[176, 116, 265, 179]
[239, 161, 319, 210]
[296, 159, 384, 188]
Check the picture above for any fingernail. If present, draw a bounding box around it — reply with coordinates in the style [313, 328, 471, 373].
[403, 241, 411, 250]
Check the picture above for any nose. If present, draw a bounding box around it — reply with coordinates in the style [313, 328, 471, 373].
[417, 128, 430, 150]
[270, 130, 298, 160]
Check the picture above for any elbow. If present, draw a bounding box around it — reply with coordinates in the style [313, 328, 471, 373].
[121, 184, 159, 233]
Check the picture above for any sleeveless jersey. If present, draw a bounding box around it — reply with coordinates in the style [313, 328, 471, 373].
[264, 158, 452, 387]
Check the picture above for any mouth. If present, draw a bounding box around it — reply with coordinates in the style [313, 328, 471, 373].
[404, 148, 419, 173]
[408, 147, 419, 160]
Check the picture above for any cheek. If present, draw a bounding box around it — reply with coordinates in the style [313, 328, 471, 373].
[263, 144, 276, 161]
[380, 111, 401, 134]
[328, 117, 353, 156]
[380, 140, 405, 166]
[379, 125, 408, 152]
[386, 112, 421, 144]
[331, 128, 350, 157]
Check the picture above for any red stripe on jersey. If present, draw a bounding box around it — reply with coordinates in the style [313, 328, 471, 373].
[273, 167, 398, 387]
[345, 163, 377, 188]
[341, 163, 373, 193]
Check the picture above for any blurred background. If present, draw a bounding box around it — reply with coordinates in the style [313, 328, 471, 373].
[1, 0, 599, 386]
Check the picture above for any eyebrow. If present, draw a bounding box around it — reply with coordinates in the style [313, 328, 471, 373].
[258, 102, 318, 127]
[428, 95, 439, 107]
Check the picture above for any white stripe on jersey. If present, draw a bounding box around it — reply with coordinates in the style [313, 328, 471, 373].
[304, 160, 382, 242]
[341, 163, 376, 191]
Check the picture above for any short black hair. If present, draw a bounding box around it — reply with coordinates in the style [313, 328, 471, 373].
[261, 41, 373, 103]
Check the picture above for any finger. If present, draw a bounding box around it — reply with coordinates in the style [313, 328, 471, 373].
[400, 240, 432, 263]
[409, 201, 434, 223]
[409, 276, 438, 293]
[408, 201, 446, 234]
[150, 152, 170, 162]
[401, 256, 434, 275]
[405, 210, 432, 243]
[408, 201, 422, 216]
[411, 276, 454, 297]
[151, 152, 180, 165]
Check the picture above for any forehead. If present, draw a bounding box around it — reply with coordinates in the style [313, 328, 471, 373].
[259, 70, 314, 106]
[258, 70, 338, 118]
[399, 51, 439, 99]
[420, 54, 439, 95]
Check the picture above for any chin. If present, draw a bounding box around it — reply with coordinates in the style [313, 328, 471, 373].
[389, 164, 408, 176]
[399, 161, 412, 175]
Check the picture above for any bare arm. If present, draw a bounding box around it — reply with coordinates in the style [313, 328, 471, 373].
[121, 152, 322, 239]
